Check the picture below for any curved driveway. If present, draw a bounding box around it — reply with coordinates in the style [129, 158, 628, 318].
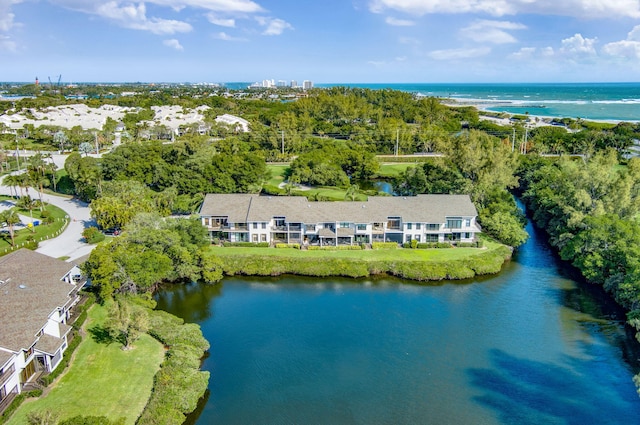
[0, 175, 96, 262]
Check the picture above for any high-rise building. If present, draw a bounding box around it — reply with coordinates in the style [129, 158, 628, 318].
[290, 80, 298, 88]
[303, 80, 313, 90]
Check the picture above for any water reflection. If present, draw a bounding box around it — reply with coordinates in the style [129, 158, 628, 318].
[469, 347, 640, 425]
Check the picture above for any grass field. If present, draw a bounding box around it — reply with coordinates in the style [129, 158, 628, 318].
[211, 238, 502, 262]
[7, 305, 165, 425]
[376, 163, 413, 178]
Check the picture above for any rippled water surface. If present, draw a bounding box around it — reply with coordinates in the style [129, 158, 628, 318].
[156, 221, 640, 425]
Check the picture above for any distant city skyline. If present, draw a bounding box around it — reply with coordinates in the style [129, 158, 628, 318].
[1, 1, 640, 83]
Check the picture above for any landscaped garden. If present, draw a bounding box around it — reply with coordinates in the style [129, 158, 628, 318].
[0, 196, 69, 256]
[6, 305, 165, 425]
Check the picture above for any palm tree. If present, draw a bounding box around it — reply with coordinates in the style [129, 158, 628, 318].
[28, 170, 49, 211]
[2, 174, 19, 198]
[0, 209, 21, 246]
[16, 195, 38, 231]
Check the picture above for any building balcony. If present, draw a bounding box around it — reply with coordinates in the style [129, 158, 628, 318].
[0, 363, 15, 387]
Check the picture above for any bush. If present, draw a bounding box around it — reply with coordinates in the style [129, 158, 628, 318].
[40, 331, 82, 387]
[307, 245, 362, 251]
[82, 227, 105, 244]
[275, 243, 300, 249]
[0, 394, 26, 424]
[372, 242, 399, 250]
[59, 416, 125, 425]
[222, 242, 269, 248]
[138, 310, 210, 425]
[40, 210, 51, 219]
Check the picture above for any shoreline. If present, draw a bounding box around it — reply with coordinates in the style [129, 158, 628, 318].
[442, 98, 636, 125]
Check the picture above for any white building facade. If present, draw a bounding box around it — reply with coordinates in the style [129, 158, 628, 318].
[0, 250, 81, 413]
[200, 194, 481, 246]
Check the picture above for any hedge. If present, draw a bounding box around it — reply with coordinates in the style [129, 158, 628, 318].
[0, 390, 43, 425]
[218, 245, 513, 281]
[307, 245, 363, 251]
[275, 243, 300, 249]
[222, 242, 269, 248]
[372, 242, 399, 250]
[136, 310, 210, 425]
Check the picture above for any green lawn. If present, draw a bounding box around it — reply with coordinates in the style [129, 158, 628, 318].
[0, 196, 69, 255]
[376, 163, 413, 178]
[7, 305, 165, 425]
[266, 164, 289, 187]
[211, 238, 501, 262]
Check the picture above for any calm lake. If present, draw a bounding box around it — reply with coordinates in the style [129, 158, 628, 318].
[156, 220, 640, 425]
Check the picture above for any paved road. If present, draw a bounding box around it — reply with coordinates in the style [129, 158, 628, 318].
[0, 175, 96, 262]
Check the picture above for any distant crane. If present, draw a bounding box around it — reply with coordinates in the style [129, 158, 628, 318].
[47, 75, 63, 94]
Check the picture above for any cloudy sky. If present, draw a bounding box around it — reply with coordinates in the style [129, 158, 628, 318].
[1, 0, 640, 83]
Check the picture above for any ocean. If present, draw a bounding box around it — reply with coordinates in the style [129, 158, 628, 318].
[226, 82, 640, 122]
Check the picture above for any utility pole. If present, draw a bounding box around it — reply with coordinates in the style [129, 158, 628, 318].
[395, 129, 399, 156]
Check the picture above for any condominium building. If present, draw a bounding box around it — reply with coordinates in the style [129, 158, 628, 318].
[199, 194, 480, 246]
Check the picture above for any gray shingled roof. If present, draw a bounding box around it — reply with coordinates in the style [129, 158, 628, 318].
[0, 249, 77, 353]
[34, 334, 64, 355]
[0, 350, 12, 370]
[200, 194, 477, 224]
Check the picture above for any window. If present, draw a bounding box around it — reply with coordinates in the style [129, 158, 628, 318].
[426, 223, 439, 231]
[416, 235, 421, 242]
[425, 234, 439, 242]
[406, 235, 412, 243]
[407, 223, 412, 230]
[356, 224, 367, 231]
[252, 234, 258, 242]
[261, 234, 267, 242]
[465, 218, 471, 227]
[387, 217, 401, 230]
[465, 232, 471, 239]
[340, 222, 350, 228]
[262, 223, 267, 229]
[416, 223, 421, 230]
[253, 223, 258, 229]
[446, 218, 462, 229]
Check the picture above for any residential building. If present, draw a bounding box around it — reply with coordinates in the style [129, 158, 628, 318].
[199, 194, 480, 246]
[214, 114, 250, 132]
[303, 80, 314, 90]
[0, 250, 82, 413]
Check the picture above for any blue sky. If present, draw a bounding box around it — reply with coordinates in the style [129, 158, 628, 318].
[1, 0, 640, 83]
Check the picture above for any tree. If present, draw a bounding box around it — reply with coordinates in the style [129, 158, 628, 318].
[16, 195, 38, 230]
[0, 209, 21, 246]
[106, 298, 149, 350]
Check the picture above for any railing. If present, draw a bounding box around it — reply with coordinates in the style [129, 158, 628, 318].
[0, 387, 18, 414]
[0, 364, 15, 387]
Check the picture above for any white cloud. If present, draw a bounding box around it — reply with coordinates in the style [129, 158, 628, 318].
[511, 47, 536, 59]
[368, 0, 640, 19]
[0, 0, 22, 32]
[0, 34, 17, 52]
[207, 12, 235, 27]
[603, 26, 640, 59]
[77, 1, 194, 34]
[428, 46, 491, 60]
[385, 17, 415, 26]
[460, 20, 525, 44]
[398, 36, 421, 45]
[47, 0, 269, 35]
[163, 38, 184, 50]
[560, 33, 597, 55]
[213, 31, 247, 41]
[255, 17, 293, 36]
